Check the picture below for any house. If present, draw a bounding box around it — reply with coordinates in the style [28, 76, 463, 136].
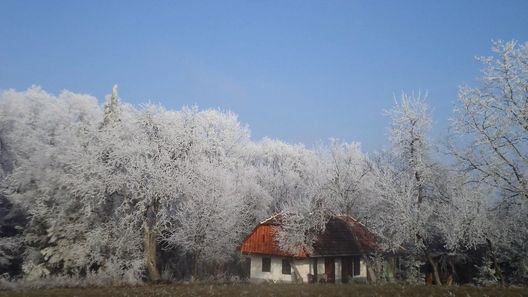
[238, 214, 399, 283]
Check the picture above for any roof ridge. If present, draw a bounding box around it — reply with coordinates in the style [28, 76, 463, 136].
[335, 214, 369, 226]
[259, 212, 282, 225]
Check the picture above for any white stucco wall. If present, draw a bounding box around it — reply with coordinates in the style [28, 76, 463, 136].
[249, 255, 295, 282]
[335, 258, 342, 281]
[249, 255, 368, 283]
[316, 259, 325, 277]
[292, 258, 311, 283]
[359, 258, 367, 277]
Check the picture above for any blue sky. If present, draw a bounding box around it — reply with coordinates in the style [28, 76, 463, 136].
[1, 1, 527, 152]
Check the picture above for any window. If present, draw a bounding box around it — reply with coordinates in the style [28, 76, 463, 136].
[282, 259, 291, 275]
[262, 257, 271, 272]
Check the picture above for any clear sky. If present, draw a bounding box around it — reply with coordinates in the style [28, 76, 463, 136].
[1, 1, 527, 151]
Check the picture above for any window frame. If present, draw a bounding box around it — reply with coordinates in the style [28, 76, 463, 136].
[261, 257, 271, 272]
[282, 258, 291, 275]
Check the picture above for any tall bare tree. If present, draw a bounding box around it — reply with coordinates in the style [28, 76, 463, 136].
[450, 40, 528, 201]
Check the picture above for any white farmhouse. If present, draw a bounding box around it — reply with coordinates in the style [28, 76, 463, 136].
[238, 214, 399, 283]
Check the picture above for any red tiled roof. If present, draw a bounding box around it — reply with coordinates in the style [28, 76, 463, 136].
[238, 217, 308, 257]
[238, 214, 380, 257]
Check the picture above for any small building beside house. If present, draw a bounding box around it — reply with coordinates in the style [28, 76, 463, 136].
[238, 214, 399, 283]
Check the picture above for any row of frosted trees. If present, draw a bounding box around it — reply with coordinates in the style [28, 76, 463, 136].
[0, 40, 527, 286]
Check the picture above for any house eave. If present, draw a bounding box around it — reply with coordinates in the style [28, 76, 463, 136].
[241, 251, 308, 259]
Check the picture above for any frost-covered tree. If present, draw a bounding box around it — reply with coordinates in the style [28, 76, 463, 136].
[428, 168, 507, 285]
[378, 93, 505, 285]
[163, 109, 255, 279]
[475, 255, 499, 286]
[0, 86, 274, 283]
[3, 51, 527, 287]
[0, 87, 102, 280]
[166, 165, 241, 279]
[233, 166, 273, 235]
[449, 40, 528, 285]
[0, 196, 24, 275]
[242, 139, 329, 254]
[243, 139, 322, 214]
[368, 153, 430, 251]
[102, 85, 121, 126]
[275, 139, 373, 255]
[321, 140, 371, 218]
[386, 92, 432, 204]
[450, 40, 528, 201]
[369, 93, 447, 284]
[491, 195, 528, 284]
[434, 173, 491, 252]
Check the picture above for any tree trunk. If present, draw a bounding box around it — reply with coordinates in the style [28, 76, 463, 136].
[365, 257, 378, 284]
[289, 259, 303, 283]
[351, 228, 377, 284]
[447, 257, 456, 286]
[144, 224, 160, 282]
[192, 253, 199, 281]
[416, 171, 424, 204]
[426, 253, 442, 286]
[486, 238, 505, 287]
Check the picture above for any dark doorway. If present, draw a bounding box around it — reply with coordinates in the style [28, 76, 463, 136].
[341, 257, 352, 283]
[324, 257, 335, 283]
[341, 256, 362, 283]
[241, 257, 251, 280]
[353, 256, 361, 276]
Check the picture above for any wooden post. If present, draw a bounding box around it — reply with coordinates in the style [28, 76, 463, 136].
[313, 258, 318, 283]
